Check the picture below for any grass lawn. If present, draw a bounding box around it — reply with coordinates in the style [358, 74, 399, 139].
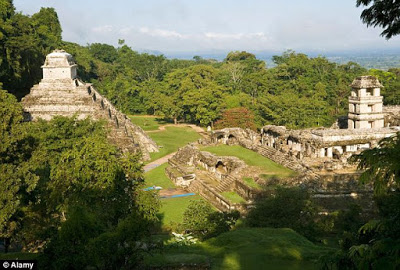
[144, 163, 175, 189]
[128, 115, 168, 131]
[201, 145, 296, 178]
[243, 177, 262, 189]
[221, 191, 246, 204]
[0, 252, 39, 260]
[146, 227, 336, 269]
[148, 126, 201, 162]
[158, 196, 203, 228]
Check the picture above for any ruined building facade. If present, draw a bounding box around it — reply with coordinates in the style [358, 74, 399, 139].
[260, 76, 399, 167]
[348, 76, 384, 129]
[22, 50, 158, 160]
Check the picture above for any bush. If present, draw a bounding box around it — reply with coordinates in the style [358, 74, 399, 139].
[246, 187, 319, 240]
[182, 200, 239, 240]
[39, 206, 101, 270]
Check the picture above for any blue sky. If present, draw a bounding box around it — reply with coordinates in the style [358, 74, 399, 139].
[14, 0, 400, 53]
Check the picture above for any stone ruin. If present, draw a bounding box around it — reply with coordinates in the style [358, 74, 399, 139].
[167, 145, 252, 212]
[260, 76, 400, 171]
[168, 76, 400, 213]
[21, 50, 158, 160]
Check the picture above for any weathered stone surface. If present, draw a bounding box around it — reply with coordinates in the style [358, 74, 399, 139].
[21, 50, 158, 160]
[350, 75, 383, 89]
[384, 105, 400, 127]
[348, 76, 385, 129]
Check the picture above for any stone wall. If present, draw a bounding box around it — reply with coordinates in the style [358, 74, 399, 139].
[384, 105, 400, 127]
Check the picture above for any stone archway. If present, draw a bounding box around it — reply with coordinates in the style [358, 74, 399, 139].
[227, 134, 238, 145]
[216, 134, 224, 143]
[215, 161, 227, 174]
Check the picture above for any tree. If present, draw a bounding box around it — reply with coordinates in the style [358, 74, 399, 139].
[0, 114, 160, 254]
[0, 87, 36, 253]
[246, 187, 320, 239]
[326, 133, 400, 269]
[182, 200, 239, 240]
[356, 0, 400, 39]
[351, 132, 400, 194]
[31, 7, 62, 51]
[214, 107, 256, 130]
[88, 43, 118, 63]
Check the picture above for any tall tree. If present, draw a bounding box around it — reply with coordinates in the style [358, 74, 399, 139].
[356, 0, 400, 39]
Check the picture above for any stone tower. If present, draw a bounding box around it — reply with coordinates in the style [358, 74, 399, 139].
[22, 50, 158, 160]
[348, 76, 384, 129]
[42, 49, 77, 80]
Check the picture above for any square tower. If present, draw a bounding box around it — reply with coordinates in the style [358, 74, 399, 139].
[348, 76, 384, 129]
[42, 49, 77, 80]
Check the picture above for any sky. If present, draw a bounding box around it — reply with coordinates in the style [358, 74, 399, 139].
[13, 0, 400, 55]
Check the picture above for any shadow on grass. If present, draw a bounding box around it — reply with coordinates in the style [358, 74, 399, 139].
[145, 228, 334, 270]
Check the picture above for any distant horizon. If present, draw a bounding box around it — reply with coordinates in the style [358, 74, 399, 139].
[14, 0, 400, 54]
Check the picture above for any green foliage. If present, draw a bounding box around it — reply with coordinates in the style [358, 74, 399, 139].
[326, 134, 400, 269]
[39, 206, 101, 269]
[86, 211, 158, 270]
[0, 88, 23, 156]
[246, 187, 320, 240]
[154, 228, 334, 269]
[0, 4, 62, 98]
[335, 204, 364, 234]
[182, 200, 239, 240]
[356, 0, 400, 39]
[350, 132, 400, 194]
[0, 113, 160, 260]
[326, 192, 400, 269]
[214, 107, 256, 130]
[183, 200, 214, 238]
[88, 43, 118, 63]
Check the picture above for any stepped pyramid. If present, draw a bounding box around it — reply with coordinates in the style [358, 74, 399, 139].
[22, 50, 158, 160]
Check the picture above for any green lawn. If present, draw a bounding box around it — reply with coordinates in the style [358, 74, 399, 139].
[144, 163, 175, 189]
[221, 191, 246, 204]
[146, 227, 335, 269]
[0, 252, 39, 260]
[243, 177, 262, 189]
[158, 196, 203, 229]
[128, 115, 168, 131]
[201, 145, 296, 178]
[148, 126, 201, 161]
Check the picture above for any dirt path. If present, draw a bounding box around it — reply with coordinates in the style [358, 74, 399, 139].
[143, 152, 177, 172]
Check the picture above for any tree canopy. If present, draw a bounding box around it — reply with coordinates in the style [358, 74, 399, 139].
[356, 0, 400, 39]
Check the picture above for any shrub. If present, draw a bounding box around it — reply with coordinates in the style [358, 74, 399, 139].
[214, 107, 256, 130]
[182, 200, 239, 240]
[246, 187, 319, 240]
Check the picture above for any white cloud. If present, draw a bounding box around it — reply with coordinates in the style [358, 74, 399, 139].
[139, 27, 184, 38]
[92, 25, 114, 33]
[204, 32, 268, 41]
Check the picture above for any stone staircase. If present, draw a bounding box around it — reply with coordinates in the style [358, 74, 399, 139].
[85, 83, 159, 160]
[215, 175, 238, 193]
[255, 145, 307, 173]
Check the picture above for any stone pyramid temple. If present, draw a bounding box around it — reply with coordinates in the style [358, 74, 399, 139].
[22, 50, 158, 160]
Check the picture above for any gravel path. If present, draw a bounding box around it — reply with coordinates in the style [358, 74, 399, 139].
[143, 152, 176, 172]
